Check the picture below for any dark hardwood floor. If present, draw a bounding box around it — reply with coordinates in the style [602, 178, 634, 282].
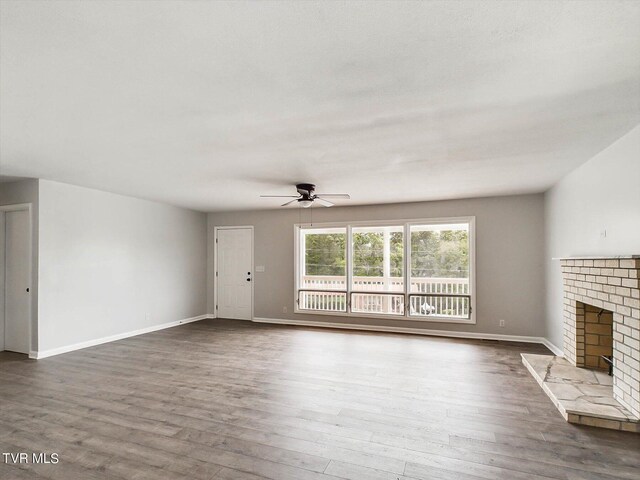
[1, 319, 638, 480]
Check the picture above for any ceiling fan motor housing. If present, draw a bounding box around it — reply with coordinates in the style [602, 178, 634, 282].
[296, 183, 316, 198]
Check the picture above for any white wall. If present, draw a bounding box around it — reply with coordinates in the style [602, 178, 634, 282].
[208, 194, 546, 338]
[0, 178, 39, 350]
[545, 124, 640, 350]
[37, 180, 207, 353]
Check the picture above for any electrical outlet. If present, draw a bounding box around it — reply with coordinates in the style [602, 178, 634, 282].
[499, 319, 505, 327]
[283, 306, 288, 313]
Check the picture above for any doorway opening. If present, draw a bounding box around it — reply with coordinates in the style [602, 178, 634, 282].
[1, 203, 32, 355]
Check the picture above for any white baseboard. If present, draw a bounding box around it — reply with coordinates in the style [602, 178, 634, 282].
[30, 314, 213, 359]
[27, 314, 563, 360]
[253, 317, 560, 350]
[541, 338, 564, 356]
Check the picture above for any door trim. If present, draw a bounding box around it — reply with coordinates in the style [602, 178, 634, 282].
[0, 203, 33, 354]
[213, 226, 254, 321]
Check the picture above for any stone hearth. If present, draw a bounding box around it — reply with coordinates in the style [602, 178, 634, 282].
[522, 354, 639, 432]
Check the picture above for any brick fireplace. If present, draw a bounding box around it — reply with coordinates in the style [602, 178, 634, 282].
[522, 255, 639, 432]
[560, 256, 640, 419]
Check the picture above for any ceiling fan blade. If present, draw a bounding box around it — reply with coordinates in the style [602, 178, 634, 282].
[314, 193, 350, 198]
[314, 197, 334, 207]
[260, 195, 300, 198]
[281, 198, 299, 206]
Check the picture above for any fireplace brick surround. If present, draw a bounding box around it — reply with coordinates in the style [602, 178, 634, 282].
[560, 256, 640, 419]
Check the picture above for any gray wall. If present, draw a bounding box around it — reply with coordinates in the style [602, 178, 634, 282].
[545, 124, 640, 350]
[37, 180, 207, 352]
[0, 179, 39, 350]
[208, 193, 545, 337]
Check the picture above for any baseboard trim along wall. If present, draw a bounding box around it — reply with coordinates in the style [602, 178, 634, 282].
[252, 317, 564, 355]
[540, 338, 564, 356]
[28, 314, 564, 359]
[29, 314, 214, 359]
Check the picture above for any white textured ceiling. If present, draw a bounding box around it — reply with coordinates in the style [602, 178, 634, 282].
[1, 0, 639, 212]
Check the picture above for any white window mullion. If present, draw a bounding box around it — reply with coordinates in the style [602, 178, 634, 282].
[404, 222, 410, 317]
[346, 224, 353, 313]
[299, 227, 305, 290]
[295, 226, 301, 309]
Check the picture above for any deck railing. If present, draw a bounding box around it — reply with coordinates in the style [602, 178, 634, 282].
[299, 276, 470, 318]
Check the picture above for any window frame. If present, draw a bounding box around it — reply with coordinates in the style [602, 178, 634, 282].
[294, 216, 476, 324]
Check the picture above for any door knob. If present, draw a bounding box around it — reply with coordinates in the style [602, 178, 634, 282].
[246, 278, 251, 282]
[26, 288, 30, 293]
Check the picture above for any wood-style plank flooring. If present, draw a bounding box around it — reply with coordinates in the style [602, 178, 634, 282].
[1, 319, 639, 479]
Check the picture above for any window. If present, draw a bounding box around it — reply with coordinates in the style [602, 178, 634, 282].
[409, 223, 470, 319]
[295, 217, 475, 323]
[351, 226, 405, 315]
[298, 227, 347, 312]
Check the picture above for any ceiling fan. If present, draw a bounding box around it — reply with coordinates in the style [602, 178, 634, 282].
[260, 183, 350, 207]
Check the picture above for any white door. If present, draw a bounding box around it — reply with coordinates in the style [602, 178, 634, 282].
[216, 228, 253, 320]
[4, 209, 30, 354]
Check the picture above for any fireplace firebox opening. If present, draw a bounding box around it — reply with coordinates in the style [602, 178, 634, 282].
[576, 302, 613, 371]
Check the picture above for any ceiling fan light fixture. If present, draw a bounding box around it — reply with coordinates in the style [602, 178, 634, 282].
[299, 199, 313, 208]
